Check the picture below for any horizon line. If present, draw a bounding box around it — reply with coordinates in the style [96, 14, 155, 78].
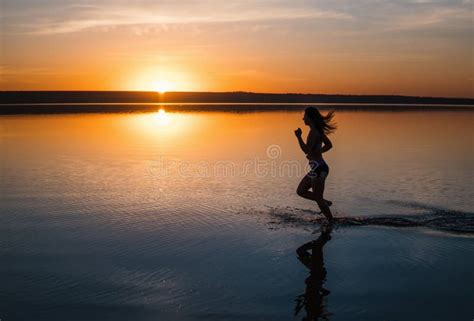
[1, 90, 473, 100]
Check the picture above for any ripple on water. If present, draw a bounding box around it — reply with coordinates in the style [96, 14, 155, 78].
[264, 200, 474, 235]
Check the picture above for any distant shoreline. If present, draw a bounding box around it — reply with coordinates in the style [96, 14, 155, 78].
[1, 91, 473, 114]
[2, 91, 473, 104]
[0, 102, 472, 115]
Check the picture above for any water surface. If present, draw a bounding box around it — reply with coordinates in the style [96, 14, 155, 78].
[1, 109, 473, 320]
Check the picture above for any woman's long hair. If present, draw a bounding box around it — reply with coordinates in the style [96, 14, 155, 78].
[305, 107, 337, 135]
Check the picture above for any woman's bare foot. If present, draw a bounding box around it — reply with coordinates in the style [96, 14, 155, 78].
[324, 212, 334, 222]
[316, 200, 333, 215]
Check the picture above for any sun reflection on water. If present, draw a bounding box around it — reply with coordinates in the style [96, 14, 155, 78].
[126, 108, 203, 142]
[153, 109, 171, 126]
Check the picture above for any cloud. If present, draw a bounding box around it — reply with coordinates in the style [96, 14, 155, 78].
[3, 1, 352, 35]
[2, 0, 471, 43]
[385, 5, 473, 31]
[0, 65, 60, 76]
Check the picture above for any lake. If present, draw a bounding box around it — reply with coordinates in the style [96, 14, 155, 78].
[1, 107, 473, 321]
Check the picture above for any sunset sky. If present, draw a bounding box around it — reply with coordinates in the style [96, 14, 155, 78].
[1, 0, 472, 97]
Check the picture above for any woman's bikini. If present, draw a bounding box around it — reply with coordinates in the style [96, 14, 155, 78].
[306, 130, 329, 178]
[308, 159, 329, 179]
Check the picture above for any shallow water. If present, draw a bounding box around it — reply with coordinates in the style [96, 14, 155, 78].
[1, 109, 473, 320]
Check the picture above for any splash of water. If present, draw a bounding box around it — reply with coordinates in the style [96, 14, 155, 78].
[266, 201, 474, 234]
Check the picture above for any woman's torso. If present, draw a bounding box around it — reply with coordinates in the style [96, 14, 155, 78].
[306, 129, 324, 161]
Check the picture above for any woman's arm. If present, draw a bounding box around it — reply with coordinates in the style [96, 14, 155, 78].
[297, 135, 308, 154]
[321, 133, 333, 153]
[294, 128, 308, 153]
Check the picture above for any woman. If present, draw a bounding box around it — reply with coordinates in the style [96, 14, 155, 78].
[295, 107, 336, 222]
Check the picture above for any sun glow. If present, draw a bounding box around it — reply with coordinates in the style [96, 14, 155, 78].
[129, 67, 199, 92]
[153, 80, 175, 94]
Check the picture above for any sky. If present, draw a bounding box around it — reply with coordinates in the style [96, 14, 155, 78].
[0, 0, 473, 97]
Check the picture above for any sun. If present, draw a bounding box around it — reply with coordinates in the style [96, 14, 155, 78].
[129, 68, 198, 92]
[129, 67, 199, 93]
[153, 80, 175, 94]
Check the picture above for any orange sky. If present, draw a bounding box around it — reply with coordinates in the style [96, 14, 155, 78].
[1, 1, 473, 97]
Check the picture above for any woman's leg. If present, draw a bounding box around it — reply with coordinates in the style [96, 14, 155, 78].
[297, 175, 313, 200]
[297, 175, 333, 206]
[311, 177, 333, 221]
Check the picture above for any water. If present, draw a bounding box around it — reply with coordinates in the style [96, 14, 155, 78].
[1, 108, 473, 320]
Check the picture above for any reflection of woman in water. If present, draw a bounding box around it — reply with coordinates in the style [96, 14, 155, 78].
[295, 224, 333, 320]
[295, 107, 336, 221]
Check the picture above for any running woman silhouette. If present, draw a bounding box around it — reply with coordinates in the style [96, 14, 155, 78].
[295, 107, 336, 222]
